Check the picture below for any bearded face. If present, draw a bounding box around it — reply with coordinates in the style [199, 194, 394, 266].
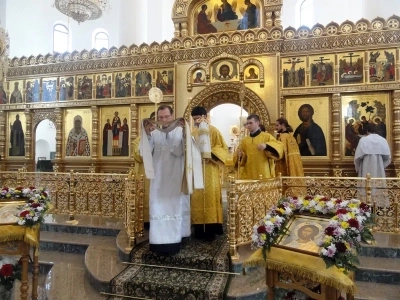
[299, 107, 312, 122]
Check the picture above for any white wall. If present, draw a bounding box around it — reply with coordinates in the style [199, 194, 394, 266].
[0, 0, 6, 29]
[209, 104, 248, 148]
[35, 119, 56, 161]
[282, 0, 399, 29]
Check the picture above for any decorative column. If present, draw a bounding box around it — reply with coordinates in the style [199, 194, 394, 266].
[54, 107, 63, 161]
[265, 11, 273, 28]
[181, 22, 188, 37]
[24, 109, 32, 161]
[130, 104, 138, 159]
[274, 10, 282, 27]
[331, 94, 342, 164]
[0, 110, 6, 163]
[392, 90, 400, 173]
[91, 106, 99, 160]
[173, 22, 180, 38]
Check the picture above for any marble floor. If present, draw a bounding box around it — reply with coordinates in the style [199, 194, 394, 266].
[8, 209, 400, 300]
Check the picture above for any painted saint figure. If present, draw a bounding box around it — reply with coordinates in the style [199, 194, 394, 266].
[193, 71, 205, 83]
[246, 67, 258, 79]
[293, 104, 327, 156]
[284, 224, 320, 253]
[102, 119, 112, 156]
[10, 114, 25, 156]
[217, 0, 238, 22]
[197, 4, 217, 34]
[10, 82, 23, 103]
[66, 115, 90, 156]
[120, 118, 129, 156]
[0, 85, 7, 104]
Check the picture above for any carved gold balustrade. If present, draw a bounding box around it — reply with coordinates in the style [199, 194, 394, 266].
[228, 175, 400, 260]
[0, 169, 144, 249]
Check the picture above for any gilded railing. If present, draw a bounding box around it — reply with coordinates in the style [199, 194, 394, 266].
[0, 169, 144, 248]
[228, 175, 400, 260]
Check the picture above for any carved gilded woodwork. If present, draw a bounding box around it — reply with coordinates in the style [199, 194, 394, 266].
[183, 82, 270, 125]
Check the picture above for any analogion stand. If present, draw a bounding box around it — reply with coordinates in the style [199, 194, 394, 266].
[0, 224, 40, 300]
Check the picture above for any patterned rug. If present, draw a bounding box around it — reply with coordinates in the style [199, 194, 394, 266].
[109, 232, 232, 300]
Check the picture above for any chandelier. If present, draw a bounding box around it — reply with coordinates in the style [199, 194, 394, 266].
[54, 0, 111, 24]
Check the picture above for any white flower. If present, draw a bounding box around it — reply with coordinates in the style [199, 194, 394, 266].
[284, 207, 292, 215]
[340, 201, 349, 207]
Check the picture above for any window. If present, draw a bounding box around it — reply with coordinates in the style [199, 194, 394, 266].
[94, 31, 109, 50]
[299, 0, 313, 27]
[53, 24, 69, 53]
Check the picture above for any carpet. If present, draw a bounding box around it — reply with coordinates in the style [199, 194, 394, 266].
[109, 232, 232, 300]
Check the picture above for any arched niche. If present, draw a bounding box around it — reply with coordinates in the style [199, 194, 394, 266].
[183, 82, 270, 125]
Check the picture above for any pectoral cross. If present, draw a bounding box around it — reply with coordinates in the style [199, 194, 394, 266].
[200, 140, 207, 147]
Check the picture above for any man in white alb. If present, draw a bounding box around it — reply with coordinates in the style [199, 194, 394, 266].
[354, 123, 391, 206]
[139, 105, 191, 255]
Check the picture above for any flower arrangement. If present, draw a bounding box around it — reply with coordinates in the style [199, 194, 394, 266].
[252, 195, 374, 274]
[0, 256, 21, 292]
[0, 187, 51, 227]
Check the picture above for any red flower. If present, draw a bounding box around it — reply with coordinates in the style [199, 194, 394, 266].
[43, 192, 48, 197]
[29, 186, 36, 190]
[20, 210, 30, 217]
[0, 264, 14, 277]
[320, 197, 329, 201]
[305, 195, 313, 200]
[335, 242, 347, 253]
[16, 186, 23, 190]
[336, 208, 348, 215]
[2, 187, 9, 192]
[335, 199, 342, 204]
[31, 203, 41, 208]
[360, 202, 369, 211]
[324, 226, 335, 236]
[348, 219, 359, 229]
[292, 196, 298, 200]
[257, 225, 267, 234]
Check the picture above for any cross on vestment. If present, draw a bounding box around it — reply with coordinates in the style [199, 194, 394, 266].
[187, 164, 192, 172]
[200, 140, 207, 146]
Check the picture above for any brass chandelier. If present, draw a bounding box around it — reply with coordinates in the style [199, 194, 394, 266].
[54, 0, 111, 24]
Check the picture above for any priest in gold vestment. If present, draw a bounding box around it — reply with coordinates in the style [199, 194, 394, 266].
[190, 107, 228, 241]
[234, 114, 284, 180]
[275, 117, 304, 177]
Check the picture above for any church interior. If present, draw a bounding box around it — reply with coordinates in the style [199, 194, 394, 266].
[0, 0, 400, 299]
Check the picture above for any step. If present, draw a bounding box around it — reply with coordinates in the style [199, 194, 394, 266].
[356, 256, 400, 284]
[225, 267, 267, 300]
[354, 281, 400, 300]
[41, 213, 123, 236]
[359, 232, 400, 258]
[40, 231, 117, 253]
[85, 243, 126, 293]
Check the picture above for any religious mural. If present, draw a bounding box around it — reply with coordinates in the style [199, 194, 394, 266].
[285, 97, 329, 158]
[194, 0, 260, 34]
[77, 75, 93, 100]
[368, 49, 396, 83]
[60, 76, 75, 101]
[278, 215, 329, 254]
[64, 109, 92, 157]
[139, 105, 156, 134]
[101, 106, 130, 157]
[9, 80, 24, 103]
[8, 112, 26, 157]
[155, 69, 174, 95]
[338, 52, 364, 85]
[244, 65, 259, 81]
[282, 57, 306, 88]
[26, 79, 40, 103]
[211, 59, 238, 82]
[309, 54, 334, 86]
[0, 82, 7, 104]
[42, 78, 57, 102]
[115, 72, 132, 98]
[192, 69, 206, 84]
[95, 73, 112, 99]
[341, 93, 389, 157]
[135, 71, 152, 97]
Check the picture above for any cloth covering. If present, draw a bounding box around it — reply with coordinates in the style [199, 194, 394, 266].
[243, 247, 355, 295]
[0, 224, 40, 249]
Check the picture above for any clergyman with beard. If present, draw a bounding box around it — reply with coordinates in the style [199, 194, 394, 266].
[293, 104, 327, 156]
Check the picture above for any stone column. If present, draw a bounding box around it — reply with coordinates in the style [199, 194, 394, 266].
[54, 107, 63, 160]
[181, 22, 188, 37]
[24, 109, 32, 161]
[91, 106, 99, 159]
[265, 11, 273, 28]
[331, 93, 341, 163]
